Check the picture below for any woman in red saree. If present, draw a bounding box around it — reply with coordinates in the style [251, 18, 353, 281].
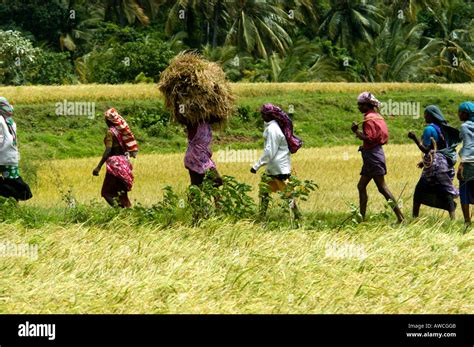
[93, 108, 138, 208]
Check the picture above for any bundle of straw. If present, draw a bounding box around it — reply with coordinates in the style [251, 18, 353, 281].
[158, 51, 235, 127]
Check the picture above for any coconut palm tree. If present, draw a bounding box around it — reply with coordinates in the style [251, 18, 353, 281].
[282, 0, 325, 34]
[266, 37, 360, 82]
[202, 44, 242, 80]
[104, 0, 155, 26]
[383, 0, 441, 22]
[224, 0, 294, 60]
[58, 0, 104, 52]
[158, 0, 214, 48]
[422, 0, 474, 81]
[319, 0, 384, 53]
[359, 18, 429, 81]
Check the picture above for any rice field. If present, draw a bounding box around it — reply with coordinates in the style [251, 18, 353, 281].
[1, 82, 473, 104]
[1, 144, 472, 314]
[28, 144, 468, 219]
[1, 83, 473, 314]
[1, 217, 472, 314]
[31, 144, 427, 213]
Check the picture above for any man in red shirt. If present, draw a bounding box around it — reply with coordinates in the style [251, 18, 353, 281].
[351, 92, 405, 223]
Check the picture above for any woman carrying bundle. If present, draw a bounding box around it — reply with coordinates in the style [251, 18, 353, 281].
[251, 103, 303, 218]
[408, 105, 460, 220]
[0, 97, 32, 202]
[93, 108, 138, 208]
[351, 92, 404, 223]
[158, 52, 233, 188]
[457, 102, 474, 227]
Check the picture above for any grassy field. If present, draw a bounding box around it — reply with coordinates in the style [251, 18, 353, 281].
[2, 145, 474, 314]
[2, 82, 473, 104]
[1, 217, 472, 314]
[28, 145, 435, 211]
[1, 82, 473, 162]
[0, 83, 473, 314]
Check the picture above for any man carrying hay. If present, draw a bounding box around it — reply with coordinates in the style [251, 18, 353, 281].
[159, 52, 234, 187]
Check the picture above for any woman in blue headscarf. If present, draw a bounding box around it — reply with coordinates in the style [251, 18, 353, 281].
[0, 97, 32, 202]
[408, 105, 460, 220]
[457, 101, 474, 227]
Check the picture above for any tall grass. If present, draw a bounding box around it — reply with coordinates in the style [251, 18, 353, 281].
[2, 83, 472, 104]
[0, 216, 471, 313]
[28, 144, 435, 216]
[1, 84, 473, 314]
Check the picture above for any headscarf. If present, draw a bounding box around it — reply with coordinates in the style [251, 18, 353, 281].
[425, 105, 448, 126]
[105, 108, 138, 153]
[0, 97, 17, 146]
[0, 97, 13, 118]
[459, 102, 474, 121]
[424, 105, 460, 165]
[357, 92, 381, 108]
[260, 103, 303, 154]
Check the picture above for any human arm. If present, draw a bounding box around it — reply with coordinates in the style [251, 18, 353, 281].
[457, 162, 464, 181]
[408, 128, 433, 154]
[93, 131, 113, 176]
[351, 122, 370, 142]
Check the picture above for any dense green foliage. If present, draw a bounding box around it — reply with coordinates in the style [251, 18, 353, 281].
[10, 86, 469, 162]
[0, 0, 473, 85]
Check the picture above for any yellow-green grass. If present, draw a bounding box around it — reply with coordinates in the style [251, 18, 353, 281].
[2, 144, 474, 313]
[31, 144, 447, 216]
[1, 214, 472, 313]
[1, 83, 473, 104]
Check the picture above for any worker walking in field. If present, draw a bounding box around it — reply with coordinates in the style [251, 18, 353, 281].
[92, 108, 138, 208]
[351, 92, 404, 223]
[408, 105, 460, 220]
[456, 101, 474, 227]
[0, 97, 32, 202]
[251, 103, 303, 218]
[158, 52, 233, 189]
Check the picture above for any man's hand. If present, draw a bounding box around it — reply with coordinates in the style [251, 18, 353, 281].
[417, 161, 424, 169]
[93, 167, 100, 176]
[250, 167, 257, 174]
[408, 131, 417, 141]
[351, 121, 359, 133]
[457, 163, 464, 181]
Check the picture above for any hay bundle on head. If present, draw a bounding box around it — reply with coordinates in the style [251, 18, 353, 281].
[158, 51, 234, 127]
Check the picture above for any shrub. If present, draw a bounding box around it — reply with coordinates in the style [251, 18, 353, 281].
[27, 50, 76, 85]
[187, 173, 257, 223]
[83, 38, 174, 84]
[0, 30, 38, 85]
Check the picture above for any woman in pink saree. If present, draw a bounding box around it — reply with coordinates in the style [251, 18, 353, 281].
[93, 108, 138, 208]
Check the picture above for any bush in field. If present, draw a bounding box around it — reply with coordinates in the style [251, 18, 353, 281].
[187, 173, 257, 223]
[123, 106, 175, 138]
[83, 37, 174, 84]
[236, 105, 260, 123]
[0, 30, 38, 85]
[27, 51, 76, 85]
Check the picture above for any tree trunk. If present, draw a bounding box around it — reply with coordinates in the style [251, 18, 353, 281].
[212, 0, 221, 48]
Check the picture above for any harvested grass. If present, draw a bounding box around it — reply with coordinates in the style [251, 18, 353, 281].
[158, 52, 235, 127]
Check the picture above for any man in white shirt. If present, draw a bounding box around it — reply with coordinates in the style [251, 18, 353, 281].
[251, 104, 301, 218]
